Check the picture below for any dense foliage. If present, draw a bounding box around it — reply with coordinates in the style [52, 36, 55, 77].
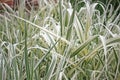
[0, 0, 120, 80]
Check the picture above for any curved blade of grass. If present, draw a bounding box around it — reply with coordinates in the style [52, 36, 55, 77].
[70, 35, 99, 57]
[99, 35, 108, 79]
[9, 14, 70, 44]
[44, 53, 57, 80]
[86, 36, 120, 59]
[74, 14, 85, 43]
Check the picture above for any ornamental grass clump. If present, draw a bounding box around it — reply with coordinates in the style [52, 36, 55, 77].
[0, 0, 120, 80]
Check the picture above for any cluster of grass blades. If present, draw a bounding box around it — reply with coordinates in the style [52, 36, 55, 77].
[0, 0, 120, 80]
